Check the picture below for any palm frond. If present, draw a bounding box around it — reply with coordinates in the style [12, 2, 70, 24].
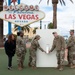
[14, 27, 18, 31]
[33, 27, 38, 34]
[39, 0, 42, 4]
[14, 24, 31, 33]
[14, 25, 18, 28]
[59, 0, 63, 5]
[47, 0, 49, 5]
[61, 0, 66, 5]
[21, 27, 23, 31]
[59, 0, 66, 5]
[22, 26, 30, 33]
[25, 26, 30, 32]
[27, 25, 31, 28]
[70, 0, 73, 3]
[59, 0, 73, 5]
[39, 0, 74, 5]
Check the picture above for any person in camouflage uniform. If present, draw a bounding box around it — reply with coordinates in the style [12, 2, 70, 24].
[16, 31, 27, 70]
[67, 30, 75, 68]
[49, 32, 65, 71]
[28, 35, 45, 69]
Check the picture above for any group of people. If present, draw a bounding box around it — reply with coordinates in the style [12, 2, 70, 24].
[4, 31, 26, 70]
[49, 30, 75, 71]
[4, 29, 75, 71]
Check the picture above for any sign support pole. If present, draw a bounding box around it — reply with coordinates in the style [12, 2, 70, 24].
[40, 20, 42, 29]
[8, 0, 12, 34]
[18, 0, 21, 31]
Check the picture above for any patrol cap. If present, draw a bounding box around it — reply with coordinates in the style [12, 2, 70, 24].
[70, 30, 74, 33]
[17, 31, 20, 36]
[35, 35, 41, 39]
[52, 32, 57, 34]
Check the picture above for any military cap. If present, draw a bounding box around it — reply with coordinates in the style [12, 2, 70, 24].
[17, 31, 20, 36]
[35, 35, 41, 39]
[70, 30, 74, 33]
[52, 32, 57, 34]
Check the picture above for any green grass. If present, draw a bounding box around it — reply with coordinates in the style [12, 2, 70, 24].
[0, 49, 75, 75]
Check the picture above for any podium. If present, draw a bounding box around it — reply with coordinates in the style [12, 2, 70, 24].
[36, 29, 60, 67]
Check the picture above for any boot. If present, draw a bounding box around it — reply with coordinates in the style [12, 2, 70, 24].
[56, 64, 60, 69]
[66, 64, 70, 67]
[70, 64, 75, 69]
[32, 65, 37, 69]
[28, 62, 32, 67]
[21, 62, 24, 68]
[72, 65, 75, 68]
[8, 67, 12, 70]
[70, 63, 73, 69]
[18, 64, 22, 70]
[59, 66, 63, 71]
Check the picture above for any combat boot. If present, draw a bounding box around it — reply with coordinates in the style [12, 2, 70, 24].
[70, 64, 75, 69]
[70, 63, 73, 68]
[21, 62, 24, 68]
[32, 65, 37, 69]
[18, 64, 22, 70]
[28, 62, 32, 67]
[58, 66, 63, 71]
[56, 64, 60, 69]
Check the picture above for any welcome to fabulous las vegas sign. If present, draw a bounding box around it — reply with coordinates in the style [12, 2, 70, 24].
[0, 3, 45, 27]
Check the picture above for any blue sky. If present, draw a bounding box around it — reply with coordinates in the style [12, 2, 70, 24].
[3, 0, 75, 36]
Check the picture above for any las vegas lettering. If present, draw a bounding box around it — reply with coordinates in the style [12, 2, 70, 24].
[5, 14, 39, 20]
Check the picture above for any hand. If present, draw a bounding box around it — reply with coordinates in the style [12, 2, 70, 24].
[49, 50, 52, 53]
[44, 51, 47, 53]
[62, 48, 64, 50]
[43, 50, 46, 53]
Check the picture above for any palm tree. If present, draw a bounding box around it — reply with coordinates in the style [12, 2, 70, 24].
[14, 25, 31, 33]
[33, 27, 38, 34]
[0, 0, 3, 47]
[21, 26, 30, 33]
[39, 0, 73, 28]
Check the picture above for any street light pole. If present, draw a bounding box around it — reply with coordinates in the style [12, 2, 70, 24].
[40, 20, 42, 29]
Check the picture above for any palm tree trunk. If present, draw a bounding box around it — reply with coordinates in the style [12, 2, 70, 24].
[53, 4, 57, 29]
[0, 1, 3, 47]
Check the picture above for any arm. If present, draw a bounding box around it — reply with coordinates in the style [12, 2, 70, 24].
[4, 41, 8, 51]
[61, 36, 66, 50]
[50, 39, 56, 52]
[4, 41, 12, 53]
[13, 40, 16, 49]
[16, 37, 22, 47]
[67, 37, 75, 48]
[12, 40, 16, 54]
[38, 43, 44, 52]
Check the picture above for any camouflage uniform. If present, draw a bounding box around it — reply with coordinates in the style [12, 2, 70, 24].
[16, 36, 26, 67]
[50, 35, 65, 67]
[67, 35, 75, 65]
[29, 39, 44, 67]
